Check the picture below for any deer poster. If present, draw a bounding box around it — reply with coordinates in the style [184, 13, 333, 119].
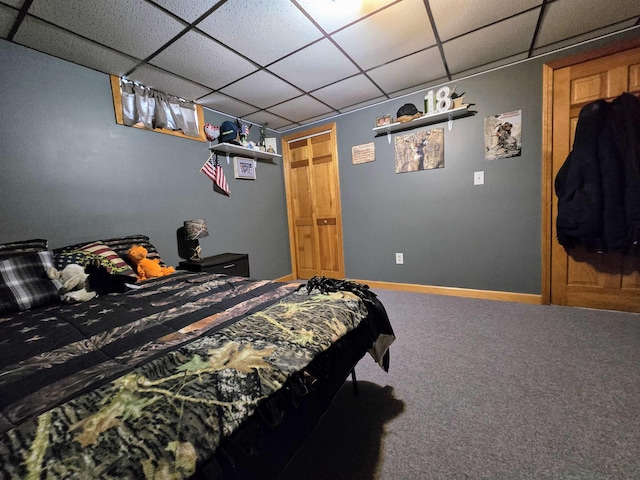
[394, 128, 444, 174]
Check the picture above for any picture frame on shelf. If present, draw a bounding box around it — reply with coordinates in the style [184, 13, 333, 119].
[264, 137, 278, 154]
[375, 114, 392, 127]
[234, 157, 256, 180]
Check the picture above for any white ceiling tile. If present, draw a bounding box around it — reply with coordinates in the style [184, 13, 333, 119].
[302, 111, 339, 126]
[296, 0, 398, 33]
[269, 38, 359, 91]
[153, 0, 214, 23]
[242, 110, 292, 130]
[0, 4, 17, 37]
[198, 0, 323, 66]
[535, 0, 640, 48]
[268, 94, 334, 123]
[367, 47, 447, 95]
[431, 0, 542, 41]
[332, 0, 436, 71]
[312, 74, 383, 110]
[14, 15, 140, 76]
[126, 64, 214, 101]
[221, 70, 303, 109]
[340, 95, 388, 113]
[150, 30, 258, 90]
[443, 9, 540, 74]
[533, 22, 640, 56]
[450, 52, 528, 79]
[28, 0, 186, 59]
[200, 92, 258, 117]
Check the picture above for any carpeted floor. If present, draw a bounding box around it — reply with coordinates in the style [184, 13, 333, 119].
[279, 289, 640, 480]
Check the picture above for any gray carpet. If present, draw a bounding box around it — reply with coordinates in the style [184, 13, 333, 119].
[279, 289, 640, 480]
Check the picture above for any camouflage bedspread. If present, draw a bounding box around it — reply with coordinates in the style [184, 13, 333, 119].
[0, 272, 384, 479]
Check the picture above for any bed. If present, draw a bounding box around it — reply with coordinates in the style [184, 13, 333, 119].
[0, 235, 394, 479]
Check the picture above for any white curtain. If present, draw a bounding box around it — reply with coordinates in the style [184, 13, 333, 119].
[120, 79, 199, 138]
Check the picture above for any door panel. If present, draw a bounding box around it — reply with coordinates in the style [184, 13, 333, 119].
[550, 45, 640, 312]
[317, 219, 340, 274]
[296, 224, 317, 279]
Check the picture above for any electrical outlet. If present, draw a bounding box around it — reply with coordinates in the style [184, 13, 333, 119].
[474, 171, 484, 185]
[395, 253, 404, 264]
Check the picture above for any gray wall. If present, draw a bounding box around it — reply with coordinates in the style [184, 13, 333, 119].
[0, 40, 291, 279]
[333, 60, 543, 294]
[1, 32, 635, 293]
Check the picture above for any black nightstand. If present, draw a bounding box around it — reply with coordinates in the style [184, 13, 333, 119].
[178, 253, 250, 277]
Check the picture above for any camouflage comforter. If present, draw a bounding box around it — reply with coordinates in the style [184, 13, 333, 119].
[0, 272, 390, 479]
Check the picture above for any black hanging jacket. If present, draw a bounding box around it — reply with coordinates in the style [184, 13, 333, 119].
[555, 93, 640, 252]
[555, 99, 609, 250]
[606, 93, 640, 247]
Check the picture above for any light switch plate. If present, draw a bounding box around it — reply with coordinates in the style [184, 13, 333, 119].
[474, 171, 484, 185]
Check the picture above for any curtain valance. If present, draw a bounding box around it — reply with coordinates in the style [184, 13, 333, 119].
[119, 78, 200, 138]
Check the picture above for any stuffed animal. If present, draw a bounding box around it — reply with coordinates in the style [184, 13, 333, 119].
[127, 244, 175, 281]
[47, 264, 96, 304]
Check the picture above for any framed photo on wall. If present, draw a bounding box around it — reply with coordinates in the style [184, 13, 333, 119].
[234, 157, 256, 180]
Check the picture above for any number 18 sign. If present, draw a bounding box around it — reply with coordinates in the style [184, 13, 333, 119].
[423, 86, 469, 117]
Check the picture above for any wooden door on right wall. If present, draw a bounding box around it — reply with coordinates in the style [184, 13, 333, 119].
[548, 45, 640, 312]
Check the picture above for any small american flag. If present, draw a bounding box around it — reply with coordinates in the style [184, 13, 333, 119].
[200, 153, 230, 196]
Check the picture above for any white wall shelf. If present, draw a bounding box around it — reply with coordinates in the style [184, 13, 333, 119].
[209, 142, 281, 162]
[373, 106, 475, 137]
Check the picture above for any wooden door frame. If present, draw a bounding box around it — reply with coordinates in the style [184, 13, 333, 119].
[281, 122, 343, 279]
[541, 36, 640, 304]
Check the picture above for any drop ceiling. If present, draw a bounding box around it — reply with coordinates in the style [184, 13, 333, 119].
[1, 0, 639, 132]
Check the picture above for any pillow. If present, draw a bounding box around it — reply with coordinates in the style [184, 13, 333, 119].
[0, 251, 61, 314]
[54, 235, 167, 268]
[0, 239, 48, 259]
[55, 242, 136, 277]
[101, 235, 167, 267]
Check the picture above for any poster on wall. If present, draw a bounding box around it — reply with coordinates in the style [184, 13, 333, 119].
[352, 142, 375, 164]
[394, 128, 444, 174]
[484, 110, 522, 160]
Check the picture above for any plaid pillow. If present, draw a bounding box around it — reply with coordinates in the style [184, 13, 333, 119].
[0, 251, 61, 315]
[53, 242, 136, 277]
[0, 239, 48, 259]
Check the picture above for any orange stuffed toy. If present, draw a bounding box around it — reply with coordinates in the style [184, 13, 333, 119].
[127, 244, 175, 281]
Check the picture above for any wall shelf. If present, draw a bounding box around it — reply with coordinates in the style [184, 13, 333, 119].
[209, 142, 281, 162]
[373, 106, 475, 137]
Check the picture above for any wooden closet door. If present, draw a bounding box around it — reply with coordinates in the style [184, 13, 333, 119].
[283, 124, 345, 280]
[550, 46, 640, 312]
